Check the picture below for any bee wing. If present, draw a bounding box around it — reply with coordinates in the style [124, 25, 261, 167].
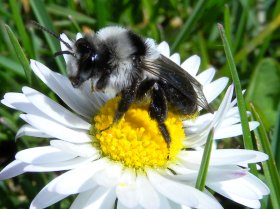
[143, 55, 213, 113]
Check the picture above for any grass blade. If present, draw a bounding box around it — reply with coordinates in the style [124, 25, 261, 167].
[224, 4, 232, 49]
[30, 0, 65, 74]
[9, 0, 34, 58]
[5, 25, 32, 85]
[250, 103, 280, 209]
[171, 0, 207, 52]
[195, 129, 213, 191]
[217, 24, 257, 174]
[217, 24, 253, 149]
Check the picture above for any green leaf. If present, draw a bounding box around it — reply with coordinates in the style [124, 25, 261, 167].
[5, 25, 32, 85]
[195, 129, 213, 191]
[246, 58, 280, 129]
[250, 103, 280, 209]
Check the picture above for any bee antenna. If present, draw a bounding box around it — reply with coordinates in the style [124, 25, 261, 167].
[54, 50, 76, 57]
[31, 20, 73, 51]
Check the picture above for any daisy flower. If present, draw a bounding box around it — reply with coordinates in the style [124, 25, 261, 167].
[0, 34, 269, 209]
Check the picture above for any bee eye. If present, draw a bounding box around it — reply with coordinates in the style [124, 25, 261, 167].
[75, 38, 93, 54]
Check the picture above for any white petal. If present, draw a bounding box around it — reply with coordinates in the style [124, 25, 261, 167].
[15, 146, 76, 164]
[214, 121, 259, 139]
[116, 170, 138, 208]
[170, 53, 180, 65]
[242, 173, 270, 196]
[184, 84, 234, 148]
[208, 180, 262, 208]
[2, 92, 41, 115]
[117, 202, 141, 209]
[50, 159, 108, 195]
[70, 190, 94, 209]
[203, 77, 229, 103]
[218, 116, 241, 128]
[93, 163, 122, 187]
[181, 55, 200, 76]
[76, 33, 83, 40]
[72, 187, 116, 209]
[24, 156, 97, 172]
[158, 194, 172, 209]
[136, 175, 160, 209]
[20, 114, 91, 143]
[30, 60, 100, 119]
[148, 170, 222, 209]
[30, 174, 69, 209]
[179, 149, 268, 168]
[196, 67, 215, 86]
[70, 188, 93, 209]
[157, 42, 170, 57]
[169, 165, 247, 182]
[50, 140, 97, 157]
[169, 200, 192, 209]
[212, 84, 234, 127]
[16, 124, 51, 139]
[60, 33, 73, 64]
[23, 87, 90, 130]
[0, 160, 27, 180]
[158, 193, 173, 209]
[230, 90, 245, 108]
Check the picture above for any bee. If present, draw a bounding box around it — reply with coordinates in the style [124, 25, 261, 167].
[33, 22, 212, 148]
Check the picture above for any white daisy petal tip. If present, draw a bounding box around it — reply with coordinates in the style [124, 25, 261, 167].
[157, 41, 170, 57]
[249, 121, 260, 131]
[170, 53, 180, 65]
[76, 32, 83, 40]
[60, 33, 74, 49]
[59, 33, 73, 63]
[181, 55, 201, 76]
[0, 160, 27, 180]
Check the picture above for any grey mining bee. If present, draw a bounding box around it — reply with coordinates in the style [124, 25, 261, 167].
[33, 22, 212, 148]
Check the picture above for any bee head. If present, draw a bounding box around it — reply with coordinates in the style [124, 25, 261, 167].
[67, 37, 98, 87]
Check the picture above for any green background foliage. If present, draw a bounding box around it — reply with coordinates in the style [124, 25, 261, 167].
[0, 0, 279, 208]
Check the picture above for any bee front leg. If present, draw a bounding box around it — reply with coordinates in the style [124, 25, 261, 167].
[113, 79, 140, 123]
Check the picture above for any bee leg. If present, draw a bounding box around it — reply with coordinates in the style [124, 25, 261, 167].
[136, 79, 155, 100]
[113, 79, 140, 123]
[149, 83, 171, 157]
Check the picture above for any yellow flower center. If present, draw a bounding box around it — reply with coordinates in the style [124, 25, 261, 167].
[90, 97, 190, 169]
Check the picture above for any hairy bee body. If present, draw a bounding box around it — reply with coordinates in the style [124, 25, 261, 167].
[59, 26, 212, 147]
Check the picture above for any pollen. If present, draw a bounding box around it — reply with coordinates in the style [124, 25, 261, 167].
[90, 97, 186, 169]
